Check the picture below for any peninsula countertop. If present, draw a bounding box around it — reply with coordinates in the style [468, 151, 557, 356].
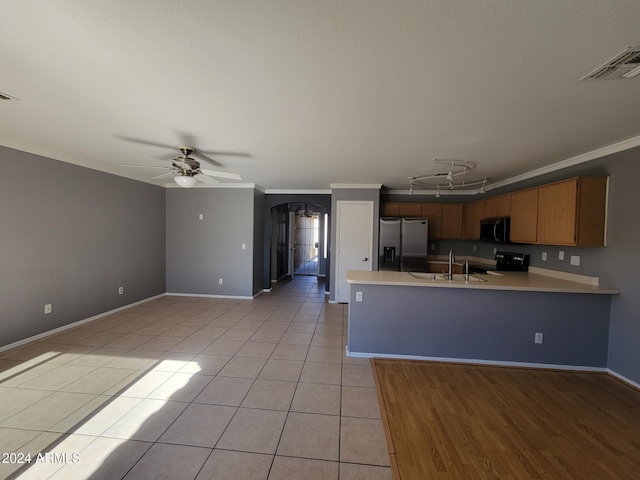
[346, 270, 620, 295]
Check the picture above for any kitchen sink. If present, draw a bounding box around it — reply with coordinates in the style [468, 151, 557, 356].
[409, 272, 487, 282]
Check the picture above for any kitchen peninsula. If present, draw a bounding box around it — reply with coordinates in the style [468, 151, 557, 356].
[346, 269, 619, 369]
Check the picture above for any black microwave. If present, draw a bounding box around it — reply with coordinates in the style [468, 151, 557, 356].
[480, 217, 511, 244]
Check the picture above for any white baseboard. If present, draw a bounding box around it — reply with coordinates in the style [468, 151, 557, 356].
[166, 290, 266, 300]
[607, 368, 640, 390]
[345, 347, 607, 373]
[0, 294, 165, 354]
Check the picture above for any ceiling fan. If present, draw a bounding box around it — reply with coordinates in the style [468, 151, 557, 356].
[119, 135, 248, 188]
[122, 145, 243, 188]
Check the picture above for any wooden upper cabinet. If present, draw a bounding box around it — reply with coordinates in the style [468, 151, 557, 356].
[399, 203, 423, 217]
[483, 197, 497, 219]
[496, 194, 511, 217]
[510, 188, 539, 243]
[421, 203, 443, 239]
[380, 202, 400, 217]
[483, 194, 510, 219]
[537, 180, 577, 245]
[472, 200, 485, 239]
[440, 204, 464, 239]
[462, 202, 475, 240]
[537, 177, 607, 246]
[378, 177, 606, 246]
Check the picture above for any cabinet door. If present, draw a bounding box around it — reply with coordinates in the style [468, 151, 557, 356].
[537, 179, 577, 245]
[380, 203, 400, 217]
[462, 203, 475, 240]
[399, 203, 423, 217]
[472, 200, 485, 240]
[421, 204, 442, 239]
[496, 194, 511, 217]
[510, 188, 538, 243]
[484, 197, 497, 219]
[441, 204, 464, 239]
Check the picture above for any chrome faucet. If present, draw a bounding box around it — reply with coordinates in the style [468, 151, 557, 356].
[447, 249, 455, 279]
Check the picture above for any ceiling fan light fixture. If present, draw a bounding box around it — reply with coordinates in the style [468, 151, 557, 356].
[174, 175, 198, 188]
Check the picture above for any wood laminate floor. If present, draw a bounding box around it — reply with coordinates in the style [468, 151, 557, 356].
[372, 359, 640, 480]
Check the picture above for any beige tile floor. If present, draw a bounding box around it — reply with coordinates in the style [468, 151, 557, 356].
[0, 277, 391, 480]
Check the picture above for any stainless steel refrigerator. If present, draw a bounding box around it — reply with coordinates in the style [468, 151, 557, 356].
[379, 218, 429, 272]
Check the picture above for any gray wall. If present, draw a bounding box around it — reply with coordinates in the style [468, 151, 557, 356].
[330, 187, 380, 302]
[165, 187, 257, 297]
[381, 147, 640, 384]
[0, 146, 166, 348]
[348, 283, 611, 368]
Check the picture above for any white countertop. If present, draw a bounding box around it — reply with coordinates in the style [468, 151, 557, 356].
[346, 270, 619, 295]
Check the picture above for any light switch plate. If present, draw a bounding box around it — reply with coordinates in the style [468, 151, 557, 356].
[570, 255, 580, 266]
[558, 251, 565, 261]
[542, 252, 547, 261]
[355, 291, 363, 302]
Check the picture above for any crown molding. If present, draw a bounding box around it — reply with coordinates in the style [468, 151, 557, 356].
[265, 189, 332, 195]
[330, 183, 382, 189]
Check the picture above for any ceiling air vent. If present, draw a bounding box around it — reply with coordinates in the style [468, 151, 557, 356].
[581, 46, 640, 81]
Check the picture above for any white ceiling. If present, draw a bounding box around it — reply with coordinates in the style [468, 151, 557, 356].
[2, 1, 640, 193]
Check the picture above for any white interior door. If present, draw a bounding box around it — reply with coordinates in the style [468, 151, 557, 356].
[336, 201, 374, 303]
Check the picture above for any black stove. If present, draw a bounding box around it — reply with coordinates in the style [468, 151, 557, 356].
[495, 251, 529, 272]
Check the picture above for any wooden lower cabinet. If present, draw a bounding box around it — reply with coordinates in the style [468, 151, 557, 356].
[426, 262, 463, 274]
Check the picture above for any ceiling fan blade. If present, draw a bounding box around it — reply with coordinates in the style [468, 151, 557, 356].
[116, 135, 176, 150]
[120, 164, 173, 169]
[201, 169, 242, 181]
[152, 171, 178, 180]
[191, 150, 223, 167]
[194, 173, 219, 185]
[198, 150, 252, 158]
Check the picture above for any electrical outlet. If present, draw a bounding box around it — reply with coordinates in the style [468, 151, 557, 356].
[493, 248, 497, 254]
[118, 287, 124, 295]
[473, 245, 477, 252]
[355, 291, 363, 302]
[535, 332, 543, 344]
[570, 255, 580, 266]
[198, 214, 204, 221]
[431, 244, 435, 250]
[44, 304, 52, 314]
[219, 278, 223, 285]
[542, 252, 547, 261]
[242, 243, 246, 250]
[558, 251, 565, 261]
